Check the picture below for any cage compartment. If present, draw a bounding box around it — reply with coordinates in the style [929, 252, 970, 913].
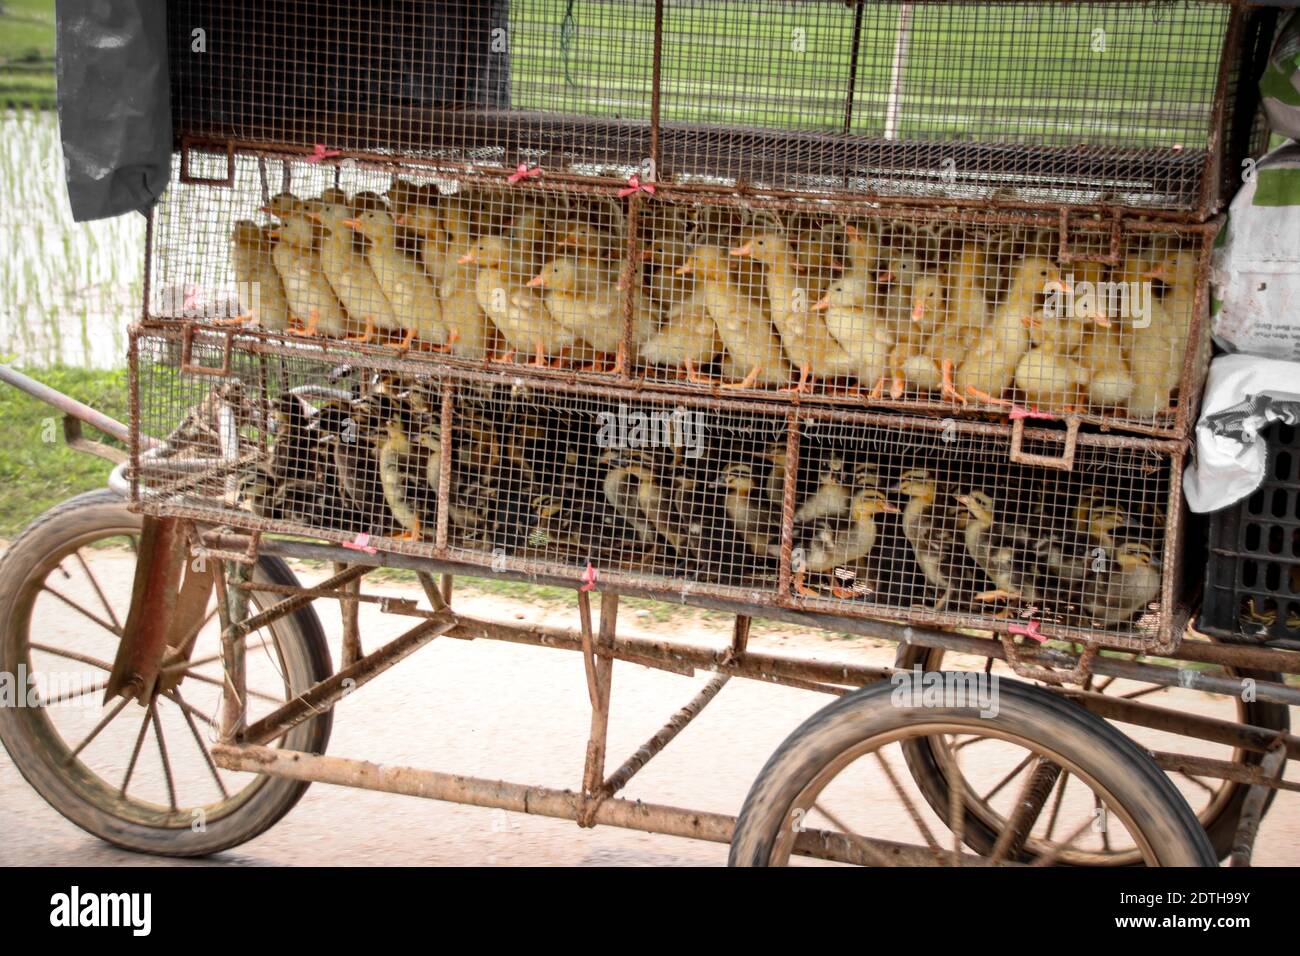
[148, 155, 1214, 439]
[630, 195, 1214, 438]
[132, 324, 1185, 650]
[165, 0, 1268, 217]
[783, 410, 1184, 652]
[130, 325, 792, 604]
[1201, 423, 1300, 648]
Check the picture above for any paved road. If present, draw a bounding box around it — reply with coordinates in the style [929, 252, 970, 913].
[1, 555, 1296, 866]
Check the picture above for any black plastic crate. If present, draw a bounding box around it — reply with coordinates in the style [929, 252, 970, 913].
[1202, 422, 1300, 647]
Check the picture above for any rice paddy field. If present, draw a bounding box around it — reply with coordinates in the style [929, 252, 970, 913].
[0, 108, 144, 369]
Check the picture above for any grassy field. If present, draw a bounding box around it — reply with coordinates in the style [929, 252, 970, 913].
[0, 366, 128, 537]
[0, 0, 55, 109]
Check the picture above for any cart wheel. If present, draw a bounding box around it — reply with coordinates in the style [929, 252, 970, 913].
[0, 489, 333, 857]
[729, 677, 1216, 867]
[896, 643, 1288, 864]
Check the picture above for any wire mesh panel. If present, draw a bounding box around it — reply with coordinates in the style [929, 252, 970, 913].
[150, 151, 641, 370]
[169, 0, 655, 176]
[147, 154, 1212, 438]
[785, 412, 1182, 651]
[630, 196, 1213, 437]
[166, 0, 1258, 215]
[131, 324, 1184, 650]
[657, 0, 1233, 211]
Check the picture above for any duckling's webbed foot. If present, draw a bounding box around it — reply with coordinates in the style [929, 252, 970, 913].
[721, 364, 763, 390]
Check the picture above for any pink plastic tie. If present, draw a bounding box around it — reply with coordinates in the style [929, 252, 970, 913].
[618, 174, 656, 198]
[1009, 404, 1054, 421]
[343, 532, 378, 555]
[580, 562, 598, 592]
[305, 144, 341, 164]
[1008, 619, 1046, 643]
[508, 163, 541, 184]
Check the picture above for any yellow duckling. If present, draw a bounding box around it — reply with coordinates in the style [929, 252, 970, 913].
[679, 245, 790, 388]
[346, 206, 446, 349]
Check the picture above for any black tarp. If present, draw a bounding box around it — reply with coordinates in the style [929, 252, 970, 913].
[55, 0, 171, 222]
[54, 1, 510, 223]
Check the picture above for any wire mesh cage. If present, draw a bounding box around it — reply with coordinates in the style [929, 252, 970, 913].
[148, 151, 1214, 437]
[130, 323, 1187, 650]
[166, 0, 1275, 216]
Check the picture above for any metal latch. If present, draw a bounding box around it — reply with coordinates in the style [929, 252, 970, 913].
[1057, 207, 1122, 268]
[1008, 414, 1080, 471]
[180, 323, 235, 378]
[179, 137, 236, 188]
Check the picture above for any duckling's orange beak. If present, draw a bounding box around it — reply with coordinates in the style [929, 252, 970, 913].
[844, 224, 860, 239]
[729, 242, 753, 257]
[340, 218, 362, 230]
[559, 233, 580, 247]
[674, 263, 694, 275]
[457, 251, 476, 264]
[954, 494, 972, 508]
[878, 269, 894, 284]
[259, 205, 273, 216]
[1021, 314, 1042, 329]
[911, 301, 927, 322]
[526, 274, 547, 288]
[305, 211, 323, 223]
[811, 295, 830, 311]
[393, 214, 406, 226]
[1091, 314, 1112, 328]
[1143, 264, 1168, 280]
[266, 229, 281, 240]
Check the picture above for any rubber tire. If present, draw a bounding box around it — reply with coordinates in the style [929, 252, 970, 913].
[0, 489, 333, 856]
[896, 643, 1288, 863]
[729, 678, 1218, 867]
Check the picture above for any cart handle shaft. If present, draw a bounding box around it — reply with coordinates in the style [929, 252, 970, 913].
[0, 364, 145, 447]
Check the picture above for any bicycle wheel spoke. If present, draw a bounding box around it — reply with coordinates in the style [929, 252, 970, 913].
[171, 637, 273, 675]
[170, 690, 229, 800]
[38, 586, 121, 637]
[810, 801, 891, 867]
[990, 757, 1060, 864]
[952, 734, 994, 753]
[149, 698, 178, 812]
[73, 550, 121, 634]
[29, 642, 113, 672]
[120, 704, 154, 797]
[43, 677, 108, 706]
[874, 750, 941, 853]
[64, 695, 132, 763]
[1043, 769, 1071, 843]
[163, 689, 216, 731]
[981, 752, 1034, 804]
[176, 668, 281, 704]
[1030, 814, 1097, 867]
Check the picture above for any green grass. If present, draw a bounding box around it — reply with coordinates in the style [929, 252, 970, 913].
[0, 0, 55, 109]
[0, 366, 128, 538]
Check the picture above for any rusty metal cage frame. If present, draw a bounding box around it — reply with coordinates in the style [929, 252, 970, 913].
[166, 0, 1282, 222]
[130, 320, 1191, 654]
[152, 147, 1221, 439]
